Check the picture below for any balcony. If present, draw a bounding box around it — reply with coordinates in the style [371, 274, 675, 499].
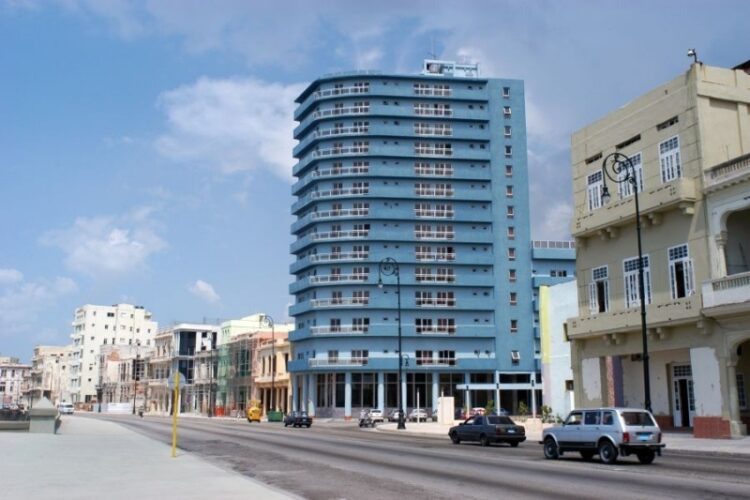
[309, 357, 369, 367]
[414, 208, 454, 219]
[292, 208, 369, 233]
[294, 125, 370, 156]
[293, 165, 370, 194]
[573, 178, 697, 240]
[292, 187, 369, 213]
[703, 153, 750, 194]
[310, 325, 369, 335]
[567, 294, 701, 340]
[702, 271, 750, 312]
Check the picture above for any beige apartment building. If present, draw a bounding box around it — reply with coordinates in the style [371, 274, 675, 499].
[29, 346, 68, 405]
[568, 59, 750, 438]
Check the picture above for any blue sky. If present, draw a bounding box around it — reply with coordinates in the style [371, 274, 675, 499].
[1, 0, 748, 361]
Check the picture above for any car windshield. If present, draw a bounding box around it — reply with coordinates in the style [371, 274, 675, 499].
[487, 416, 513, 425]
[621, 411, 655, 426]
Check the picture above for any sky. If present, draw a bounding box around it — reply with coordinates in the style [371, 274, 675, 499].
[1, 0, 748, 362]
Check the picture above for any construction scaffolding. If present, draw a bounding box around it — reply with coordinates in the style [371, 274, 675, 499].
[217, 332, 260, 416]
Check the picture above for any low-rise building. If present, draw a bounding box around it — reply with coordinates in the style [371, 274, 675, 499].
[0, 356, 31, 406]
[29, 346, 68, 405]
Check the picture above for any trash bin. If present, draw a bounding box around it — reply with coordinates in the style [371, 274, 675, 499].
[267, 410, 283, 422]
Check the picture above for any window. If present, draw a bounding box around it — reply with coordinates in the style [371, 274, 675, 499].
[328, 350, 339, 362]
[617, 152, 644, 198]
[508, 248, 516, 260]
[659, 136, 681, 183]
[588, 266, 609, 314]
[415, 318, 433, 333]
[587, 171, 603, 211]
[353, 290, 369, 304]
[502, 86, 510, 98]
[508, 269, 517, 282]
[668, 244, 694, 299]
[504, 125, 512, 137]
[415, 291, 432, 306]
[438, 350, 456, 365]
[738, 373, 747, 410]
[416, 350, 433, 365]
[510, 319, 518, 332]
[623, 256, 652, 307]
[506, 206, 515, 218]
[504, 145, 513, 157]
[584, 411, 601, 425]
[565, 411, 583, 425]
[507, 226, 515, 239]
[437, 318, 456, 333]
[505, 164, 513, 177]
[506, 185, 513, 197]
[503, 106, 511, 117]
[351, 350, 369, 363]
[352, 318, 369, 332]
[509, 292, 517, 305]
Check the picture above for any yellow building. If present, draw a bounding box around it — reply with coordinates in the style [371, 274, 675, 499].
[568, 59, 750, 438]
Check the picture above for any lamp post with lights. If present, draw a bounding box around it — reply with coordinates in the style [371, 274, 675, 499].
[378, 257, 406, 430]
[600, 152, 651, 412]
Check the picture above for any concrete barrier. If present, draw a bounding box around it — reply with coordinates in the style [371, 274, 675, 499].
[29, 398, 60, 434]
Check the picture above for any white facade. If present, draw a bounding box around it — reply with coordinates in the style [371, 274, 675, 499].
[0, 356, 31, 406]
[539, 281, 577, 418]
[30, 346, 68, 405]
[68, 303, 157, 404]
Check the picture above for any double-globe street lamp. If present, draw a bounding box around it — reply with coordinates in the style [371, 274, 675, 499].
[378, 257, 406, 430]
[260, 315, 276, 413]
[600, 152, 651, 412]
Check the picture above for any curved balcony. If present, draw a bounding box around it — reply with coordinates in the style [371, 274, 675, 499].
[289, 274, 369, 294]
[291, 208, 369, 234]
[290, 229, 369, 254]
[294, 125, 370, 157]
[295, 105, 370, 137]
[292, 187, 370, 214]
[293, 165, 370, 194]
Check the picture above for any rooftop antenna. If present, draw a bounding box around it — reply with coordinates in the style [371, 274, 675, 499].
[687, 48, 700, 65]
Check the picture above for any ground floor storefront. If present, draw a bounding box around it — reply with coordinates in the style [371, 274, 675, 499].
[290, 371, 541, 419]
[570, 323, 750, 438]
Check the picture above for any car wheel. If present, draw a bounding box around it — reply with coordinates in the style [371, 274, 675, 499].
[510, 441, 519, 448]
[450, 432, 460, 445]
[580, 451, 595, 461]
[480, 434, 490, 447]
[637, 449, 656, 464]
[598, 440, 619, 465]
[543, 437, 559, 460]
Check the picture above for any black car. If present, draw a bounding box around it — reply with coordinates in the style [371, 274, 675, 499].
[284, 411, 313, 428]
[449, 414, 526, 447]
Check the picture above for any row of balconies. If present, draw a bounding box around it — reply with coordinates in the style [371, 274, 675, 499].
[290, 246, 494, 273]
[291, 184, 492, 214]
[290, 226, 495, 253]
[289, 272, 494, 294]
[294, 80, 493, 120]
[290, 323, 497, 342]
[293, 121, 492, 157]
[289, 296, 495, 316]
[288, 356, 497, 372]
[294, 104, 492, 142]
[293, 141, 492, 177]
[292, 161, 493, 194]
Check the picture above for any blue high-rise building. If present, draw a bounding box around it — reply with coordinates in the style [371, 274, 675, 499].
[289, 60, 535, 418]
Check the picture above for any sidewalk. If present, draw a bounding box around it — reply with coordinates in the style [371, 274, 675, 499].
[374, 419, 750, 455]
[0, 415, 297, 500]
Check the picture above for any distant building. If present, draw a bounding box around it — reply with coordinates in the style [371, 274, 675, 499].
[289, 59, 536, 418]
[253, 330, 292, 414]
[0, 356, 31, 406]
[539, 280, 577, 418]
[568, 60, 750, 437]
[68, 303, 157, 404]
[29, 346, 68, 405]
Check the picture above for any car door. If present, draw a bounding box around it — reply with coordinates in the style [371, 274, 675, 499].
[559, 411, 584, 449]
[470, 416, 485, 441]
[581, 410, 602, 449]
[458, 416, 476, 441]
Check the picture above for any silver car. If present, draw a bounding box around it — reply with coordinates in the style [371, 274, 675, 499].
[541, 407, 665, 464]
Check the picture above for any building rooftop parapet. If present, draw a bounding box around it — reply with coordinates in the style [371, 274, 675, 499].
[703, 152, 750, 193]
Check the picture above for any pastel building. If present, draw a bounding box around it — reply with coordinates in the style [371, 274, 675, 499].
[289, 59, 537, 418]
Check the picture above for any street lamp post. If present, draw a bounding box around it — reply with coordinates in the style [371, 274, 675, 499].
[132, 354, 140, 415]
[378, 257, 406, 430]
[95, 384, 103, 413]
[260, 315, 276, 413]
[600, 152, 651, 412]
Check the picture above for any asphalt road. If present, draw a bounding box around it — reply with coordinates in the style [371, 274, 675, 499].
[99, 415, 750, 500]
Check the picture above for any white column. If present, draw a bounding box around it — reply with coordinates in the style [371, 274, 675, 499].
[464, 372, 471, 410]
[309, 374, 317, 417]
[291, 375, 299, 412]
[344, 372, 352, 418]
[431, 372, 439, 411]
[401, 376, 407, 412]
[494, 371, 500, 414]
[377, 372, 385, 411]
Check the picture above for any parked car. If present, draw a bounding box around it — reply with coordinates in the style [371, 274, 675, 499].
[284, 411, 313, 428]
[388, 409, 405, 422]
[449, 414, 526, 447]
[58, 403, 75, 415]
[541, 408, 665, 464]
[367, 408, 384, 422]
[409, 408, 429, 422]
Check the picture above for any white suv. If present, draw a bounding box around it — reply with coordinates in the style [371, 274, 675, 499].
[542, 408, 665, 464]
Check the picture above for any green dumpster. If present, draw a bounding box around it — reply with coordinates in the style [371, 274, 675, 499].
[267, 410, 283, 422]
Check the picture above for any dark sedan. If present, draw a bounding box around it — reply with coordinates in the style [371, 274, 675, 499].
[449, 415, 526, 447]
[284, 411, 313, 428]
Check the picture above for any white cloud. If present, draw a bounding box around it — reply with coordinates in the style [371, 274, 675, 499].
[155, 77, 304, 180]
[0, 268, 24, 285]
[0, 275, 78, 339]
[188, 279, 220, 303]
[41, 207, 166, 276]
